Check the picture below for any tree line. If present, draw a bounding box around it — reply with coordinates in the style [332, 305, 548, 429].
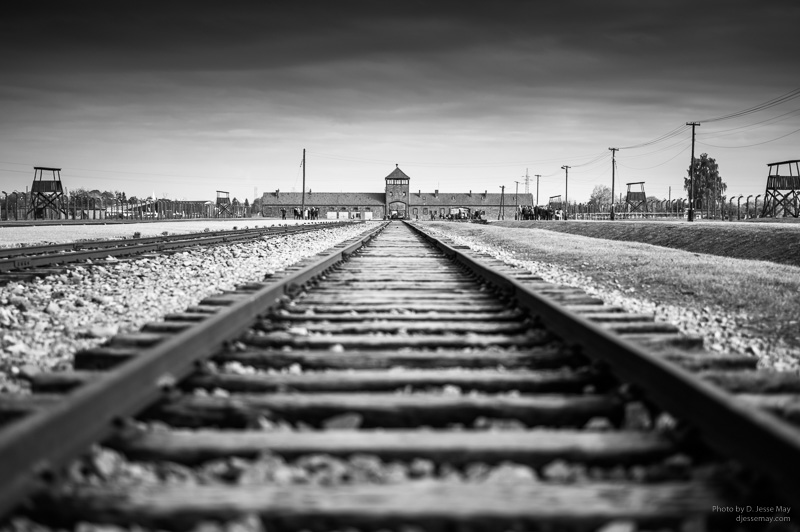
[587, 152, 725, 207]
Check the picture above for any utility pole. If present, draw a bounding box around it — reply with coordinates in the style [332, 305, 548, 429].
[561, 166, 570, 220]
[301, 148, 306, 219]
[609, 148, 618, 220]
[514, 181, 520, 219]
[499, 185, 505, 220]
[686, 122, 700, 222]
[534, 175, 541, 206]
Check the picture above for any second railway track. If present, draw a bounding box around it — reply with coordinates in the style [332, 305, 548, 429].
[1, 220, 799, 531]
[0, 221, 355, 282]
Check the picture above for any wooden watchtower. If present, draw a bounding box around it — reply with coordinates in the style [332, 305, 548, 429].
[625, 182, 647, 213]
[216, 190, 231, 218]
[761, 160, 799, 218]
[27, 167, 67, 219]
[548, 195, 562, 210]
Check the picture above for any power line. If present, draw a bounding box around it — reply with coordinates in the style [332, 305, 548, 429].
[569, 151, 611, 168]
[618, 124, 691, 150]
[694, 88, 800, 123]
[697, 126, 800, 148]
[697, 108, 800, 139]
[621, 136, 692, 160]
[617, 144, 691, 170]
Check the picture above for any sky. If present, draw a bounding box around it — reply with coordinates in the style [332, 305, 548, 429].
[1, 0, 798, 205]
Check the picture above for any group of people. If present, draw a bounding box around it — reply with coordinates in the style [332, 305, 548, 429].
[516, 205, 565, 220]
[281, 207, 321, 220]
[426, 209, 487, 221]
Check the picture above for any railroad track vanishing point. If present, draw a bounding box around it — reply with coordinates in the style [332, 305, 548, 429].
[1, 220, 798, 531]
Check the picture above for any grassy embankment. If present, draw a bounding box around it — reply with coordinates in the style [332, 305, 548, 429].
[425, 221, 800, 354]
[493, 219, 800, 268]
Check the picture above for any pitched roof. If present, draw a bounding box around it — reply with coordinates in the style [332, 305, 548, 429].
[408, 192, 535, 207]
[261, 190, 538, 208]
[261, 192, 385, 207]
[384, 165, 411, 181]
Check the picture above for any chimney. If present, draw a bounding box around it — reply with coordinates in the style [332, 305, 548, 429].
[469, 190, 472, 197]
[434, 190, 438, 198]
[419, 189, 421, 196]
[275, 189, 280, 198]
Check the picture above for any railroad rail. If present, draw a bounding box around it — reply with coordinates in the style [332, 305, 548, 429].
[0, 220, 798, 530]
[0, 221, 357, 280]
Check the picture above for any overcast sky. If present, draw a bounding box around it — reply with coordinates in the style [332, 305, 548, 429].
[1, 1, 798, 205]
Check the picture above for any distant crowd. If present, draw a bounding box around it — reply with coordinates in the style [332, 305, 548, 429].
[282, 207, 321, 220]
[517, 205, 565, 220]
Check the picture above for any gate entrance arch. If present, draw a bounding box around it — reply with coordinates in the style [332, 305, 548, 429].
[388, 201, 407, 219]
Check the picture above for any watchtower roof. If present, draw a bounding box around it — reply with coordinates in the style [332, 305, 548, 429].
[384, 165, 411, 181]
[33, 167, 61, 172]
[767, 160, 800, 167]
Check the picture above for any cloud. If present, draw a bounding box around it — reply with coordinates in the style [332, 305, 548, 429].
[0, 0, 797, 200]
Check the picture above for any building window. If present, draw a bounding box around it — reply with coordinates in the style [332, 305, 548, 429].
[423, 208, 428, 215]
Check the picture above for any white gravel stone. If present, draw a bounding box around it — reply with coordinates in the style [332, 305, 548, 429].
[0, 223, 375, 391]
[422, 226, 800, 371]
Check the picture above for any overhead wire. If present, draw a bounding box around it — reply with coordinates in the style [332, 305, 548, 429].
[618, 144, 691, 170]
[694, 88, 800, 123]
[617, 124, 691, 150]
[697, 126, 800, 149]
[697, 108, 800, 139]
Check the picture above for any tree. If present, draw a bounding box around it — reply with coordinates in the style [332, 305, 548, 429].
[685, 153, 726, 209]
[588, 184, 611, 206]
[251, 196, 262, 214]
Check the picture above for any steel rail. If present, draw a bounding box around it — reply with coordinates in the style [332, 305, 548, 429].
[0, 222, 388, 517]
[408, 221, 800, 501]
[0, 228, 257, 259]
[0, 222, 350, 259]
[0, 222, 359, 272]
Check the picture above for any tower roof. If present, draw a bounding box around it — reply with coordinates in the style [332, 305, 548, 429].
[384, 165, 411, 181]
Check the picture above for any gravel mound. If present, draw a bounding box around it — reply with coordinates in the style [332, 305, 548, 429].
[0, 219, 336, 248]
[423, 225, 799, 371]
[0, 224, 374, 392]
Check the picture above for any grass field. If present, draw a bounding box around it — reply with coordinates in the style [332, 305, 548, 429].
[424, 221, 800, 368]
[491, 219, 800, 268]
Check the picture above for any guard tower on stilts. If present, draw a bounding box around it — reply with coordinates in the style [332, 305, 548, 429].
[27, 167, 67, 219]
[761, 160, 799, 218]
[625, 182, 648, 213]
[216, 191, 231, 218]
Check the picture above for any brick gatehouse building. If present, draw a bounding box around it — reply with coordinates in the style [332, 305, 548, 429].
[260, 166, 534, 220]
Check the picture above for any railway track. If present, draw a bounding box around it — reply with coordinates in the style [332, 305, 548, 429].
[0, 221, 355, 282]
[1, 220, 798, 531]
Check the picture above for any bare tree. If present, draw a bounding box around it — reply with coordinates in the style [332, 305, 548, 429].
[588, 184, 611, 206]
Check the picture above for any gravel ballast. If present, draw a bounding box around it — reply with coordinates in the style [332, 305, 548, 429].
[0, 222, 374, 392]
[421, 223, 800, 372]
[0, 219, 334, 248]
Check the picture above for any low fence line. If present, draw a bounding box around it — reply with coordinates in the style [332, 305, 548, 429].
[0, 195, 254, 221]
